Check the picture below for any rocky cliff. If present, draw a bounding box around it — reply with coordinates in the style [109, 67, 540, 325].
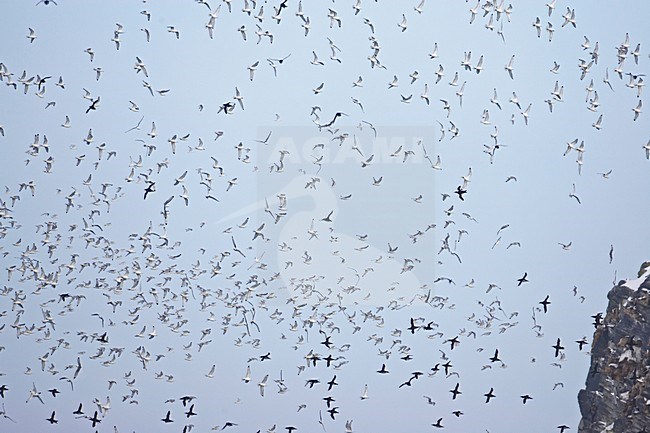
[578, 262, 650, 433]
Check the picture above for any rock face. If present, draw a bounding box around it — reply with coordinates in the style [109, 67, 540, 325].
[578, 262, 650, 433]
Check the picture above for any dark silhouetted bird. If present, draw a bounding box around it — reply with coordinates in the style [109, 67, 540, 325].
[450, 382, 461, 400]
[517, 272, 529, 286]
[540, 295, 551, 313]
[553, 338, 564, 357]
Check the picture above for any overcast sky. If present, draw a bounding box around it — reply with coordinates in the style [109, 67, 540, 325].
[0, 1, 648, 432]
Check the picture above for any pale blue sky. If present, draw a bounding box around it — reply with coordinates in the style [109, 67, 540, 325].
[0, 1, 648, 432]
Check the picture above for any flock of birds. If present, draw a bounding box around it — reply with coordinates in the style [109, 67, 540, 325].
[0, 0, 648, 432]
